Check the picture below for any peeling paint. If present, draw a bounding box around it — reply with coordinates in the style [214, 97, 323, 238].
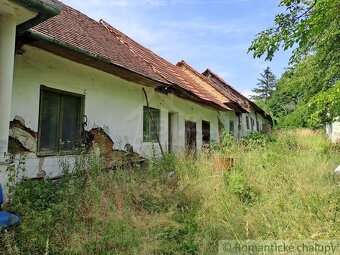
[9, 127, 36, 152]
[89, 127, 114, 160]
[10, 117, 37, 138]
[9, 117, 37, 154]
[89, 127, 145, 169]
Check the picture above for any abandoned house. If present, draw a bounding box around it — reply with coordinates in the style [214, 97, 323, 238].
[0, 0, 272, 190]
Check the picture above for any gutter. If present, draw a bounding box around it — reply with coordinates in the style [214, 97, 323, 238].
[15, 0, 62, 34]
[26, 31, 231, 112]
[27, 30, 169, 84]
[27, 30, 112, 63]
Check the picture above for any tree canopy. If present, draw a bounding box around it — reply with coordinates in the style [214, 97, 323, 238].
[248, 0, 340, 128]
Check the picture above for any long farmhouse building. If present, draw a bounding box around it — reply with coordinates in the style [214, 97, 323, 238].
[0, 0, 271, 189]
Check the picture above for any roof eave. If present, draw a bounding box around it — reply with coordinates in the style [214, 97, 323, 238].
[15, 0, 62, 34]
[23, 30, 230, 112]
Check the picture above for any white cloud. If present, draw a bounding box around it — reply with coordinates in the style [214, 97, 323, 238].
[218, 70, 234, 80]
[240, 89, 253, 99]
[160, 19, 237, 36]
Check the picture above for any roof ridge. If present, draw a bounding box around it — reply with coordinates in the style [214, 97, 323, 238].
[100, 19, 173, 86]
[99, 19, 177, 70]
[203, 68, 246, 98]
[177, 61, 234, 103]
[203, 68, 275, 119]
[98, 19, 231, 110]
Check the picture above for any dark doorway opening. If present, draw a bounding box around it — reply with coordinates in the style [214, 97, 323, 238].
[185, 120, 197, 152]
[202, 120, 210, 144]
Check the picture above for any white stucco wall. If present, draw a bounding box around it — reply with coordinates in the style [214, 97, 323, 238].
[327, 120, 340, 143]
[239, 112, 268, 137]
[218, 111, 239, 138]
[9, 45, 220, 178]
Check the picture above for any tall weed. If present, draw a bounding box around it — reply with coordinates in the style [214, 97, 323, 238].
[0, 129, 339, 254]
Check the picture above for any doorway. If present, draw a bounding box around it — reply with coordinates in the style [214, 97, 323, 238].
[185, 120, 197, 152]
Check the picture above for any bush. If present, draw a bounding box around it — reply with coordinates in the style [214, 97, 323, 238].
[241, 131, 270, 147]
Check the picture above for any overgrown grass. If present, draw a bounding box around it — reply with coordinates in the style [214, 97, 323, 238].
[1, 129, 339, 254]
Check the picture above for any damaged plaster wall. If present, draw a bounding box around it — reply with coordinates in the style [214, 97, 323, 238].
[9, 116, 37, 153]
[7, 115, 76, 180]
[328, 120, 340, 143]
[9, 45, 220, 178]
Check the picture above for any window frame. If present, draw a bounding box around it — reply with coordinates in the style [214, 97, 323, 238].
[37, 85, 85, 156]
[143, 106, 161, 143]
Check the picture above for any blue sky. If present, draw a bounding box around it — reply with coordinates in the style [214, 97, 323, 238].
[62, 0, 292, 97]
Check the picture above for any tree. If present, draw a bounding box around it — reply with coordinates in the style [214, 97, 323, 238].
[248, 0, 340, 126]
[248, 0, 340, 65]
[308, 81, 340, 127]
[251, 66, 276, 101]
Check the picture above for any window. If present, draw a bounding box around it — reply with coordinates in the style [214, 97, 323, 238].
[229, 120, 235, 134]
[257, 121, 260, 131]
[246, 116, 250, 129]
[38, 86, 83, 154]
[202, 120, 210, 144]
[143, 106, 160, 142]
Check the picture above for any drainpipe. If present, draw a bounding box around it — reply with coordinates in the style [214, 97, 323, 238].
[16, 0, 62, 34]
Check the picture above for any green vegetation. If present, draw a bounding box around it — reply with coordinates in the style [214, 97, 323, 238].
[250, 66, 276, 102]
[1, 130, 339, 254]
[265, 58, 340, 128]
[249, 0, 340, 128]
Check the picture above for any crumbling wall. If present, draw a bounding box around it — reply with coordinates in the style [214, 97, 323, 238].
[7, 116, 145, 178]
[89, 128, 146, 169]
[9, 116, 37, 154]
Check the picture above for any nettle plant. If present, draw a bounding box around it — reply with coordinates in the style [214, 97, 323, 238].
[6, 155, 26, 196]
[241, 131, 271, 147]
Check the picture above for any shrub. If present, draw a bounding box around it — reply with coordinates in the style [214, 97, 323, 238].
[241, 131, 270, 147]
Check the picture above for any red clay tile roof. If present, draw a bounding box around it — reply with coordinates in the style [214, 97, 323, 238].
[203, 69, 272, 120]
[203, 68, 253, 112]
[177, 60, 248, 112]
[32, 4, 167, 84]
[30, 4, 231, 110]
[99, 20, 231, 110]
